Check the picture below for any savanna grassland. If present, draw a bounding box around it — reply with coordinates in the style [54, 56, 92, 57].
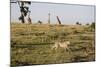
[11, 23, 95, 66]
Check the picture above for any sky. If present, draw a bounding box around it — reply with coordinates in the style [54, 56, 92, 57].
[11, 1, 95, 25]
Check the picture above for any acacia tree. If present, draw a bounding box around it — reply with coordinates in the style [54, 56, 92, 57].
[86, 23, 89, 25]
[76, 21, 81, 25]
[76, 21, 80, 25]
[38, 20, 42, 24]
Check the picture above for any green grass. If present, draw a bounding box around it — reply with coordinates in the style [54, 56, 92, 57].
[11, 23, 95, 66]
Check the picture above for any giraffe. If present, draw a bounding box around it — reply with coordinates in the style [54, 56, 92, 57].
[27, 11, 32, 24]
